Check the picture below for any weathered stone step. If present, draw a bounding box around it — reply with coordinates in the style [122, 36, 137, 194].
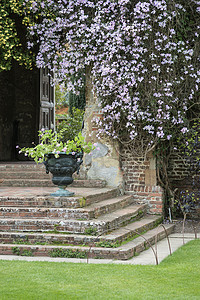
[0, 162, 44, 171]
[0, 171, 52, 180]
[0, 224, 175, 260]
[0, 179, 54, 187]
[0, 188, 120, 208]
[0, 178, 107, 188]
[96, 204, 147, 232]
[0, 163, 107, 188]
[102, 215, 163, 243]
[114, 224, 175, 259]
[0, 204, 147, 234]
[0, 215, 163, 246]
[0, 195, 134, 220]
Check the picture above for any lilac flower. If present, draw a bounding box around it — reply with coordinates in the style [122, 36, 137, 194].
[181, 127, 189, 134]
[25, 0, 199, 154]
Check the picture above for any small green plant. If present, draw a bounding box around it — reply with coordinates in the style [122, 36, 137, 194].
[95, 240, 120, 248]
[12, 247, 33, 256]
[53, 224, 59, 233]
[49, 248, 87, 258]
[84, 226, 98, 236]
[14, 236, 29, 245]
[12, 246, 21, 256]
[79, 197, 86, 207]
[21, 249, 33, 256]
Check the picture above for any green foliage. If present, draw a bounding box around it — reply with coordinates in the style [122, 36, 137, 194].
[55, 84, 68, 109]
[14, 236, 29, 245]
[177, 190, 199, 215]
[12, 246, 33, 256]
[95, 240, 120, 248]
[0, 0, 36, 71]
[67, 73, 86, 114]
[79, 197, 86, 207]
[12, 246, 20, 256]
[18, 129, 95, 163]
[21, 249, 33, 256]
[178, 119, 200, 174]
[68, 90, 86, 114]
[84, 226, 98, 236]
[49, 248, 87, 258]
[174, 119, 200, 216]
[56, 108, 84, 142]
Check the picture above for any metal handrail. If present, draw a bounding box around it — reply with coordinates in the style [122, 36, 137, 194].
[155, 224, 172, 260]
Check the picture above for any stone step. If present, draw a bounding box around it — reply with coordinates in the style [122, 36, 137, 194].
[0, 171, 52, 180]
[0, 178, 107, 188]
[0, 163, 107, 188]
[0, 188, 120, 208]
[0, 204, 147, 234]
[0, 215, 162, 246]
[0, 162, 45, 171]
[0, 224, 175, 260]
[0, 179, 54, 187]
[0, 195, 134, 220]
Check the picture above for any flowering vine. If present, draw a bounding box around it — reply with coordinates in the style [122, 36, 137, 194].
[22, 0, 199, 157]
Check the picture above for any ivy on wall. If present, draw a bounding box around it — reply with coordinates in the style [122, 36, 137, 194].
[0, 0, 37, 71]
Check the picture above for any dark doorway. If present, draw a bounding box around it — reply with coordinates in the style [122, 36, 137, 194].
[0, 63, 54, 161]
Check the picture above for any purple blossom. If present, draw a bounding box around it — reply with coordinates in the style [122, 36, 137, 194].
[25, 0, 199, 151]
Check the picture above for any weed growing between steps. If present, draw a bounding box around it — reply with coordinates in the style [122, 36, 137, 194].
[8, 217, 164, 251]
[12, 247, 33, 257]
[12, 246, 87, 258]
[95, 241, 120, 248]
[49, 248, 87, 258]
[13, 240, 89, 247]
[84, 227, 98, 236]
[79, 197, 86, 207]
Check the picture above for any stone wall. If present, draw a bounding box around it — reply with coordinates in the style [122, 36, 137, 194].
[82, 104, 124, 189]
[81, 68, 124, 188]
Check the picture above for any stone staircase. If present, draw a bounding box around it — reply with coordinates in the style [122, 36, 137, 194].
[0, 177, 175, 260]
[0, 162, 106, 188]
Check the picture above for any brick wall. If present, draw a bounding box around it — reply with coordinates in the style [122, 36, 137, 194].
[167, 150, 191, 185]
[120, 147, 164, 214]
[167, 149, 200, 218]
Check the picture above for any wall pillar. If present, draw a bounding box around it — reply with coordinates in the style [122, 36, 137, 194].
[81, 68, 124, 189]
[120, 148, 164, 214]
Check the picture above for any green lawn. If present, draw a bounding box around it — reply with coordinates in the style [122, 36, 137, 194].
[0, 240, 199, 300]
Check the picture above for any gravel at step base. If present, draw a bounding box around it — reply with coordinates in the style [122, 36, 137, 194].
[173, 218, 200, 233]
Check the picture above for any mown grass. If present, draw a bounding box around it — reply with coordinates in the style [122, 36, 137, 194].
[0, 240, 199, 300]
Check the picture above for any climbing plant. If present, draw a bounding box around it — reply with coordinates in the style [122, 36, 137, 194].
[0, 0, 37, 71]
[24, 0, 199, 155]
[2, 0, 200, 210]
